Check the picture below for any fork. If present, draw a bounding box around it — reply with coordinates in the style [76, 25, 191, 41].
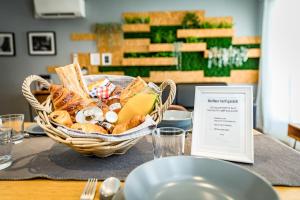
[80, 178, 98, 200]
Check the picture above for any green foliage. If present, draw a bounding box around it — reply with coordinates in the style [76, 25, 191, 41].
[122, 23, 259, 78]
[124, 26, 179, 43]
[185, 37, 204, 43]
[205, 38, 232, 48]
[201, 21, 218, 29]
[124, 52, 174, 58]
[181, 52, 206, 70]
[231, 58, 259, 69]
[124, 32, 151, 39]
[182, 12, 201, 29]
[218, 22, 233, 28]
[144, 17, 150, 23]
[150, 26, 179, 43]
[233, 44, 260, 48]
[124, 16, 150, 24]
[165, 30, 177, 43]
[204, 66, 231, 77]
[200, 21, 233, 29]
[94, 23, 122, 34]
[153, 30, 162, 43]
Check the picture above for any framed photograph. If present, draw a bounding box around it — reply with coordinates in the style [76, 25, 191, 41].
[0, 32, 15, 56]
[101, 53, 112, 66]
[191, 86, 254, 163]
[27, 31, 56, 55]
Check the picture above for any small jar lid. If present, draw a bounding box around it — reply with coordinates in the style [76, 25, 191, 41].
[105, 111, 118, 124]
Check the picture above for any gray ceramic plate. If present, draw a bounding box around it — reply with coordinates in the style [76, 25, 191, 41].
[25, 124, 46, 135]
[158, 110, 193, 131]
[124, 156, 278, 200]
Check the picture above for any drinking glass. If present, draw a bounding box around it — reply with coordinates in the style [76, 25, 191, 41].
[0, 127, 13, 170]
[0, 114, 24, 144]
[152, 127, 185, 159]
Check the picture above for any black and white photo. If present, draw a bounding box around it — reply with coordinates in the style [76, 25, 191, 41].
[101, 53, 112, 66]
[27, 31, 56, 55]
[0, 32, 15, 56]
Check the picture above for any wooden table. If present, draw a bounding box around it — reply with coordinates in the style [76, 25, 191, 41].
[288, 123, 300, 149]
[0, 123, 299, 200]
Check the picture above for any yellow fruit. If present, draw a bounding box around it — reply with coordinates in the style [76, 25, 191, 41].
[117, 93, 157, 124]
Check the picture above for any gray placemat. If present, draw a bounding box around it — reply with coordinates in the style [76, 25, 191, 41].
[0, 134, 300, 186]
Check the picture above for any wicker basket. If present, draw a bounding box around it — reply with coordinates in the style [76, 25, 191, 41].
[22, 75, 176, 157]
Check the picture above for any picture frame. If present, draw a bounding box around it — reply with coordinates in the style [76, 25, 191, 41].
[27, 31, 56, 55]
[101, 53, 112, 66]
[191, 86, 254, 163]
[0, 32, 15, 56]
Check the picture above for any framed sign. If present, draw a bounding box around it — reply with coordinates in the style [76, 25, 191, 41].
[191, 86, 253, 163]
[0, 32, 15, 56]
[102, 53, 112, 66]
[27, 31, 56, 55]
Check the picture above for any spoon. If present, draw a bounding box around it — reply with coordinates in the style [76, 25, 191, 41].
[100, 177, 121, 200]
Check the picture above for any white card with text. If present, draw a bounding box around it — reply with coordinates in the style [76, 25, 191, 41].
[191, 86, 254, 163]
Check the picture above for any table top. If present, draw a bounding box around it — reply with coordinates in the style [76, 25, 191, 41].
[0, 123, 299, 200]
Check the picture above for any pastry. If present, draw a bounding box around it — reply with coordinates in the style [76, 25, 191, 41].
[50, 84, 95, 121]
[112, 115, 145, 134]
[120, 76, 147, 105]
[49, 110, 73, 127]
[55, 64, 90, 99]
[71, 123, 108, 134]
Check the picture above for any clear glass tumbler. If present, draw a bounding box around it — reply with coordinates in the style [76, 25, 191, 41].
[0, 114, 24, 144]
[0, 127, 13, 170]
[152, 127, 185, 159]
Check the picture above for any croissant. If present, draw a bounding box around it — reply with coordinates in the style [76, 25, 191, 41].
[50, 84, 94, 121]
[49, 110, 73, 127]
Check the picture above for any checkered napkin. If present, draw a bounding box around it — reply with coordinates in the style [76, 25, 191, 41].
[89, 79, 116, 99]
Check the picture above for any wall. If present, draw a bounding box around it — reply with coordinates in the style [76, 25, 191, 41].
[0, 0, 261, 120]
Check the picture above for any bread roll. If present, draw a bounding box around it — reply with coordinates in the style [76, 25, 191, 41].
[71, 123, 108, 134]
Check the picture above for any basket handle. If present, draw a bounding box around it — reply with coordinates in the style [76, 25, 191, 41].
[22, 75, 51, 113]
[159, 79, 176, 113]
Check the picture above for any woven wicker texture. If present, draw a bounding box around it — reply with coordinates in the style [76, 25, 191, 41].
[22, 75, 176, 157]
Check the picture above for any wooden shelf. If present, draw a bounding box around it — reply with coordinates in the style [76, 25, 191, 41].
[149, 10, 205, 26]
[123, 39, 150, 53]
[204, 16, 233, 24]
[123, 39, 150, 46]
[122, 12, 150, 20]
[123, 45, 149, 53]
[148, 43, 207, 52]
[247, 48, 261, 58]
[70, 33, 96, 41]
[232, 36, 261, 45]
[122, 24, 150, 32]
[122, 57, 178, 66]
[149, 44, 174, 52]
[181, 43, 207, 52]
[144, 70, 258, 84]
[177, 28, 234, 38]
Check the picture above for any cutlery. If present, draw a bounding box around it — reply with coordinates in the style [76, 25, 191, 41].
[80, 178, 98, 200]
[100, 177, 121, 200]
